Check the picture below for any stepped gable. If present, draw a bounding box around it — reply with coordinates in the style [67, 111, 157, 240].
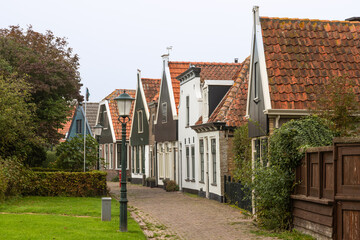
[260, 17, 360, 109]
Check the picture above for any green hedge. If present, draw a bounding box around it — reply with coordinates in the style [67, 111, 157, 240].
[25, 171, 108, 197]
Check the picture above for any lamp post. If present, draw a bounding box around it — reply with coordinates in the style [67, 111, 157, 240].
[114, 91, 134, 232]
[94, 123, 103, 170]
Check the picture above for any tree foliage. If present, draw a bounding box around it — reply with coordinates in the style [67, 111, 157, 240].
[253, 116, 334, 230]
[0, 73, 41, 160]
[0, 25, 83, 144]
[55, 135, 99, 171]
[313, 76, 360, 136]
[232, 123, 252, 184]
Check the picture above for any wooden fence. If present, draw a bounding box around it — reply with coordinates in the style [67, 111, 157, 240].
[292, 138, 360, 240]
[223, 175, 252, 212]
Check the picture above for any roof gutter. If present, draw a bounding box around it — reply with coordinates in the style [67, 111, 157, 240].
[264, 109, 311, 116]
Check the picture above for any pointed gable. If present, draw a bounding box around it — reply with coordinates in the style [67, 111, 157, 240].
[260, 16, 360, 109]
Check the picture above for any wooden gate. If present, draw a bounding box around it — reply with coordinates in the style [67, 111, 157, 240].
[292, 138, 360, 240]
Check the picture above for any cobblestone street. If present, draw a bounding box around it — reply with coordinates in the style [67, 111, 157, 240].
[108, 182, 275, 240]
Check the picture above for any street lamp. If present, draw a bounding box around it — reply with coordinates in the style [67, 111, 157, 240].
[114, 91, 134, 232]
[94, 123, 103, 170]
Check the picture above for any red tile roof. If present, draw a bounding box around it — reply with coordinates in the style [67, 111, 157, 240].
[58, 106, 76, 142]
[169, 61, 242, 113]
[206, 57, 250, 127]
[141, 78, 161, 104]
[261, 17, 360, 109]
[105, 89, 136, 140]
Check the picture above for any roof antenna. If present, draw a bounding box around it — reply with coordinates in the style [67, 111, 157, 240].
[166, 46, 173, 55]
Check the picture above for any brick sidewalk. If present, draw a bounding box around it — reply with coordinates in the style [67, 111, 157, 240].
[108, 182, 275, 240]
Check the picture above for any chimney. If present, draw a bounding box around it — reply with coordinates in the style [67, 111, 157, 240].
[346, 17, 360, 22]
[234, 58, 239, 63]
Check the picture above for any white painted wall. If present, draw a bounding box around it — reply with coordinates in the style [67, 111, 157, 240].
[178, 75, 203, 191]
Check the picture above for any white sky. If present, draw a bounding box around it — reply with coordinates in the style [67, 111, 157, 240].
[1, 0, 359, 101]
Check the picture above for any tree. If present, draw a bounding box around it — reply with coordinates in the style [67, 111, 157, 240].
[0, 25, 83, 145]
[313, 76, 360, 136]
[55, 135, 99, 171]
[0, 73, 42, 160]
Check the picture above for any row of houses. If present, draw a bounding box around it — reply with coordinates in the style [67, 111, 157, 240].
[60, 6, 360, 215]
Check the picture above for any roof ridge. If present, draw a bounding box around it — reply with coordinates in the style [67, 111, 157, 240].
[261, 16, 360, 24]
[169, 61, 242, 65]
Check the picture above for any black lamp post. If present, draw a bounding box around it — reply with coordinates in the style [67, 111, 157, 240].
[94, 123, 103, 170]
[114, 91, 134, 232]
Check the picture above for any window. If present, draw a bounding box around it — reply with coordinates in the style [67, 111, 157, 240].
[141, 145, 145, 173]
[103, 110, 108, 129]
[109, 144, 113, 169]
[254, 137, 269, 167]
[136, 146, 139, 173]
[200, 140, 204, 182]
[254, 62, 260, 103]
[211, 139, 217, 184]
[76, 119, 82, 133]
[159, 144, 164, 178]
[162, 102, 167, 123]
[186, 96, 190, 127]
[104, 144, 108, 169]
[191, 145, 195, 180]
[151, 114, 155, 133]
[117, 144, 121, 169]
[186, 146, 190, 180]
[138, 110, 143, 133]
[132, 146, 135, 173]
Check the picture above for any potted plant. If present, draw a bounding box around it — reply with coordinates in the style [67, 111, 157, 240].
[162, 178, 170, 190]
[148, 177, 155, 188]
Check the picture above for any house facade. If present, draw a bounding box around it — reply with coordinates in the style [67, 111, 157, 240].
[154, 54, 184, 186]
[130, 70, 160, 184]
[177, 60, 245, 201]
[96, 89, 136, 181]
[246, 6, 360, 236]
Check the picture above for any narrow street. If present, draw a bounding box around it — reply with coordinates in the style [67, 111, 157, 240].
[108, 182, 275, 240]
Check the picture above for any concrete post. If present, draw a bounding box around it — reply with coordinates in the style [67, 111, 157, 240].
[101, 197, 112, 221]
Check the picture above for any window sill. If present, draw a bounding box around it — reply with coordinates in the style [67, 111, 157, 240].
[191, 179, 195, 182]
[199, 181, 205, 184]
[185, 179, 191, 182]
[211, 183, 217, 186]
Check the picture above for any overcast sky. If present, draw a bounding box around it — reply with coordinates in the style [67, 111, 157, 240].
[1, 0, 359, 101]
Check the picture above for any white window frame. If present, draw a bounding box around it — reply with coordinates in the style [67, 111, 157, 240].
[162, 102, 167, 123]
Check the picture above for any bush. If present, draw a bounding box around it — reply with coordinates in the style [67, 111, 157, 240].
[0, 156, 35, 201]
[166, 180, 178, 192]
[25, 171, 108, 197]
[253, 116, 334, 230]
[232, 123, 252, 185]
[55, 134, 99, 171]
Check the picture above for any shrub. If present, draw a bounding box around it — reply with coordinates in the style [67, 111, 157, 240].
[55, 134, 99, 171]
[253, 116, 334, 230]
[25, 171, 108, 197]
[165, 180, 178, 192]
[232, 123, 252, 186]
[0, 156, 36, 200]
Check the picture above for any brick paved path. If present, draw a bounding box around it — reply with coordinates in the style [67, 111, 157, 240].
[108, 182, 275, 240]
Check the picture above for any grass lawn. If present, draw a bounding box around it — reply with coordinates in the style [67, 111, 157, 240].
[0, 196, 146, 240]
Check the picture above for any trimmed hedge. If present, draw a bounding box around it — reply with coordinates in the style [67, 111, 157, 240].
[25, 171, 108, 197]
